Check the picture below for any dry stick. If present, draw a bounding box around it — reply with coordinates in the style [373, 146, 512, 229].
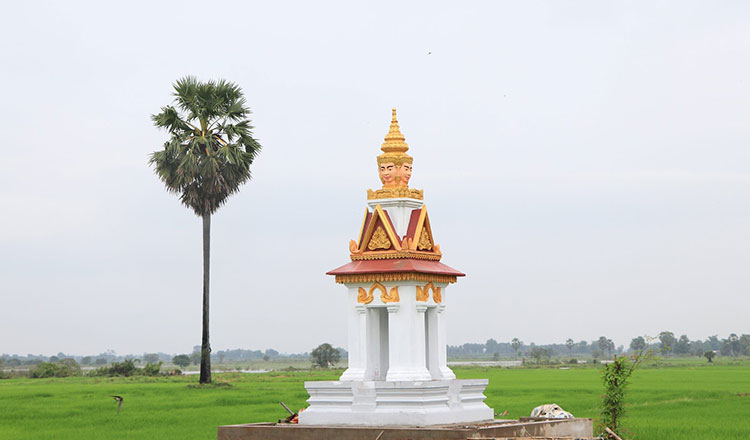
[605, 427, 624, 440]
[374, 430, 385, 440]
[279, 401, 295, 416]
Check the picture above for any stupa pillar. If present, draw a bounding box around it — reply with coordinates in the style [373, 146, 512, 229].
[435, 302, 456, 380]
[382, 288, 432, 382]
[340, 293, 367, 381]
[414, 303, 430, 371]
[300, 108, 493, 426]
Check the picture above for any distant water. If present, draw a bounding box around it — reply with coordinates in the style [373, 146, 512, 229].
[182, 369, 269, 375]
[448, 360, 523, 367]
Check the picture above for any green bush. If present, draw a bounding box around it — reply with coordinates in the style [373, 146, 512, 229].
[92, 359, 137, 377]
[89, 359, 165, 377]
[142, 362, 162, 376]
[29, 359, 80, 378]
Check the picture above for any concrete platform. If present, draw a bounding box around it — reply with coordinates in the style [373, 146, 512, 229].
[299, 379, 494, 426]
[218, 418, 595, 440]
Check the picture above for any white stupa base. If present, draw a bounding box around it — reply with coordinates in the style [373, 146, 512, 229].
[298, 379, 494, 426]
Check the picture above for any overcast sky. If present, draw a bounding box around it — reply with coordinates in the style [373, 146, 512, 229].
[2, 1, 749, 357]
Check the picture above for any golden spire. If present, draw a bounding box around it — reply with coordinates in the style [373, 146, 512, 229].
[381, 108, 409, 154]
[377, 108, 412, 166]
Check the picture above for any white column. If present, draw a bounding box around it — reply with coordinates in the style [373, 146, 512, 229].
[414, 304, 429, 373]
[425, 306, 441, 379]
[384, 304, 406, 381]
[385, 289, 432, 382]
[340, 288, 367, 381]
[436, 302, 456, 380]
[364, 307, 386, 380]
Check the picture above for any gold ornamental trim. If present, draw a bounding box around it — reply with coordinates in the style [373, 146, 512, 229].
[356, 208, 369, 247]
[381, 285, 400, 303]
[350, 250, 441, 261]
[357, 287, 374, 304]
[367, 188, 424, 200]
[416, 282, 443, 303]
[370, 282, 387, 302]
[335, 273, 457, 284]
[433, 286, 442, 303]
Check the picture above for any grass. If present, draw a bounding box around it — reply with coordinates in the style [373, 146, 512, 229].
[1, 362, 748, 439]
[469, 363, 750, 439]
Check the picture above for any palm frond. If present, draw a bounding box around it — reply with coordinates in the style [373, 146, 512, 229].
[150, 76, 262, 216]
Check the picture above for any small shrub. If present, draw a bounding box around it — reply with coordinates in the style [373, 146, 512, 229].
[93, 359, 137, 377]
[142, 361, 162, 376]
[597, 349, 651, 438]
[30, 362, 59, 378]
[29, 359, 80, 378]
[569, 358, 578, 365]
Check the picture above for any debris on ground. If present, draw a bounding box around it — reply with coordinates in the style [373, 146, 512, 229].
[277, 401, 303, 424]
[529, 403, 573, 418]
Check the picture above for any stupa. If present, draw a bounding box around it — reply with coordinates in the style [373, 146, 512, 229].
[299, 109, 495, 426]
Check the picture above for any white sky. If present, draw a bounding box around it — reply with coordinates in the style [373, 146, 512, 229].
[1, 1, 749, 356]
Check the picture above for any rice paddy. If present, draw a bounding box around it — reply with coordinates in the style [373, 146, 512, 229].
[1, 361, 748, 439]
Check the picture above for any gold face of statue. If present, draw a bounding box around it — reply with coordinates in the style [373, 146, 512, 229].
[398, 162, 412, 187]
[379, 162, 396, 186]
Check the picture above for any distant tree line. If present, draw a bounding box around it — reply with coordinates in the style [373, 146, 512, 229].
[0, 345, 340, 370]
[2, 332, 745, 373]
[447, 332, 750, 360]
[647, 332, 750, 357]
[448, 337, 623, 359]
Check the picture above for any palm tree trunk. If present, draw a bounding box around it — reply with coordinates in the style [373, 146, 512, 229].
[199, 212, 212, 384]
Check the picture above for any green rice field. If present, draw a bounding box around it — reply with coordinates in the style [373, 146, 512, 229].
[1, 361, 748, 439]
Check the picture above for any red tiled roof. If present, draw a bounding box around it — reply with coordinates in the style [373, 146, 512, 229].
[327, 259, 465, 277]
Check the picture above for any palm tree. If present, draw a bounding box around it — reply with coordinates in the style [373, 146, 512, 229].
[150, 76, 261, 383]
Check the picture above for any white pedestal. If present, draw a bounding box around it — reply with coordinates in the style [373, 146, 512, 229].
[298, 379, 494, 426]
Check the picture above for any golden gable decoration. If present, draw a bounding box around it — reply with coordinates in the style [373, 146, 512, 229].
[349, 204, 443, 261]
[354, 204, 401, 255]
[368, 226, 391, 250]
[410, 206, 437, 254]
[417, 229, 433, 251]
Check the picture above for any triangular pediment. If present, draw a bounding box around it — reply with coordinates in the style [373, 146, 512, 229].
[358, 204, 401, 253]
[409, 205, 438, 254]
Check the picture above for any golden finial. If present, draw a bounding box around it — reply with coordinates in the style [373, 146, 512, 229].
[381, 108, 409, 154]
